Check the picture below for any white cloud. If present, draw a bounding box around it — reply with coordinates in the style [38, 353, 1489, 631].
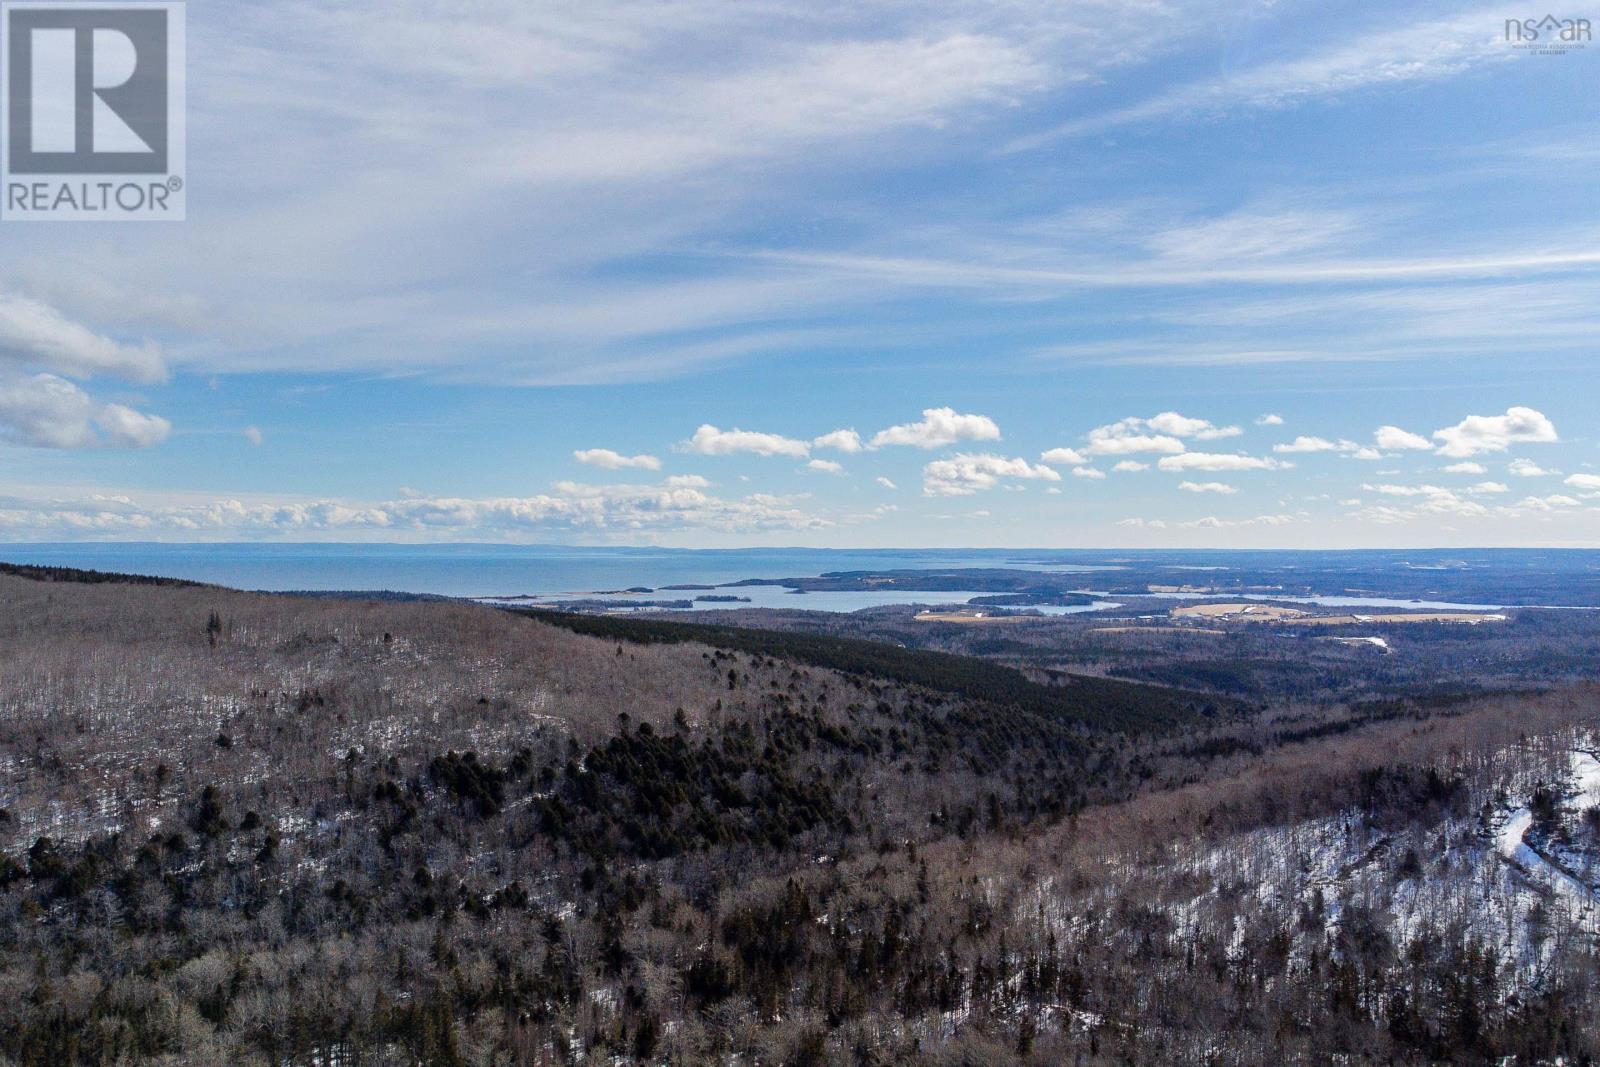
[1509, 458, 1553, 477]
[1364, 483, 1447, 497]
[1112, 460, 1149, 472]
[0, 373, 168, 449]
[1563, 473, 1600, 490]
[806, 458, 845, 475]
[871, 407, 1000, 449]
[1432, 406, 1557, 457]
[1256, 413, 1284, 426]
[1087, 431, 1186, 456]
[812, 428, 863, 453]
[0, 292, 165, 382]
[574, 447, 662, 470]
[1157, 452, 1282, 472]
[1179, 481, 1238, 494]
[1143, 411, 1240, 440]
[1116, 517, 1167, 528]
[1442, 461, 1485, 474]
[0, 481, 831, 538]
[98, 404, 173, 449]
[1071, 466, 1105, 480]
[1178, 513, 1296, 529]
[922, 453, 1060, 496]
[1519, 494, 1581, 511]
[875, 476, 897, 490]
[665, 474, 711, 488]
[684, 423, 810, 457]
[1040, 446, 1088, 466]
[1274, 438, 1383, 461]
[1342, 479, 1585, 523]
[1273, 435, 1338, 453]
[1084, 417, 1185, 456]
[243, 425, 265, 446]
[1374, 425, 1433, 451]
[1085, 412, 1236, 456]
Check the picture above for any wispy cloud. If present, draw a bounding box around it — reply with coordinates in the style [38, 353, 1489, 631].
[0, 0, 1210, 387]
[758, 245, 1600, 291]
[1008, 8, 1513, 150]
[0, 293, 165, 382]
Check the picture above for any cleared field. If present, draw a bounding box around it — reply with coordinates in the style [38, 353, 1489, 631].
[1171, 602, 1506, 626]
[1293, 612, 1507, 626]
[1091, 625, 1228, 635]
[1172, 603, 1307, 621]
[913, 609, 1032, 624]
[1324, 635, 1392, 651]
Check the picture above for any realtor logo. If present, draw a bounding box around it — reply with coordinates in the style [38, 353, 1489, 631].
[1, 1, 185, 220]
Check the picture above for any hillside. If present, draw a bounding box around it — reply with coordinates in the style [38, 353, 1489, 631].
[521, 608, 1230, 732]
[1, 573, 1599, 1064]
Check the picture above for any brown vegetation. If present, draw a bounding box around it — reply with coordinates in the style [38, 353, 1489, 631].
[2, 574, 1598, 1064]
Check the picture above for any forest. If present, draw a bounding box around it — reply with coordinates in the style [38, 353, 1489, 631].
[521, 609, 1231, 731]
[685, 598, 1600, 706]
[1, 567, 1598, 1064]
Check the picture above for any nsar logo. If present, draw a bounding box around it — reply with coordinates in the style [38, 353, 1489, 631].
[1504, 14, 1591, 53]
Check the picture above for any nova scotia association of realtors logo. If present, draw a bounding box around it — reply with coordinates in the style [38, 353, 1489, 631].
[1504, 13, 1591, 53]
[1, 1, 185, 220]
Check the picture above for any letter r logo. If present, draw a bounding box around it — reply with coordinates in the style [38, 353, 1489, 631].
[6, 6, 169, 173]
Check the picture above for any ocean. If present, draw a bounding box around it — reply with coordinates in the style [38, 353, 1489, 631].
[0, 542, 1113, 600]
[9, 543, 1595, 612]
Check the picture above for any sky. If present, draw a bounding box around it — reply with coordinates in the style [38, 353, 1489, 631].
[0, 0, 1597, 548]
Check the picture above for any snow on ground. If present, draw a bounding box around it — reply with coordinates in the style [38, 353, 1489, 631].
[1494, 749, 1600, 912]
[1496, 809, 1536, 864]
[1018, 735, 1600, 1021]
[1574, 751, 1600, 806]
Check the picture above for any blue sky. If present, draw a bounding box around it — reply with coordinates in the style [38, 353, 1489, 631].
[1, 0, 1597, 546]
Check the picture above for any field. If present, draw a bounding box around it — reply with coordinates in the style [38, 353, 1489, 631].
[1091, 624, 1227, 635]
[1171, 602, 1509, 626]
[912, 610, 1033, 624]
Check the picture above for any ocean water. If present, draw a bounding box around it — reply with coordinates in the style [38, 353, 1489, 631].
[0, 542, 1114, 600]
[503, 587, 1125, 615]
[8, 544, 1589, 613]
